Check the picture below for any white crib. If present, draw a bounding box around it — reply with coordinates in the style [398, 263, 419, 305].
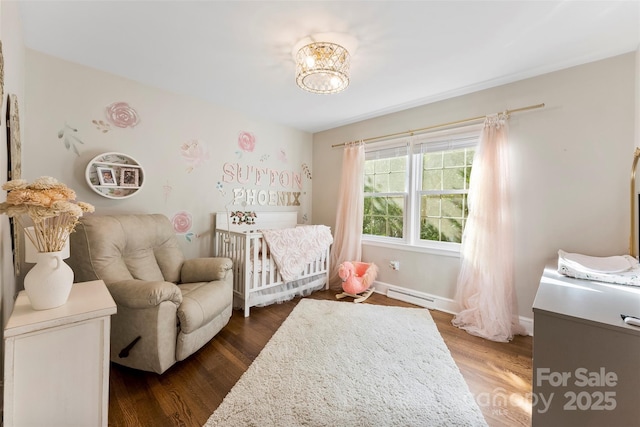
[213, 212, 331, 317]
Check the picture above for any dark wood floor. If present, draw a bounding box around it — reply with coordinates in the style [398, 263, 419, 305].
[108, 291, 533, 426]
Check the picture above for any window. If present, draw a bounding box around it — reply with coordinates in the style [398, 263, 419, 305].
[362, 127, 480, 249]
[363, 144, 409, 240]
[415, 137, 476, 244]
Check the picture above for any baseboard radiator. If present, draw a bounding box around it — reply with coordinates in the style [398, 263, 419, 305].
[383, 284, 534, 336]
[386, 288, 436, 309]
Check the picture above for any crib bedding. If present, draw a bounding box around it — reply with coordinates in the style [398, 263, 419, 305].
[248, 274, 327, 308]
[261, 225, 333, 281]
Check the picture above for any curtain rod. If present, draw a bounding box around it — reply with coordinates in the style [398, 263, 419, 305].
[331, 102, 545, 148]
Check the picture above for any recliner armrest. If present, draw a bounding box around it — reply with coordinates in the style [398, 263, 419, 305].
[107, 279, 183, 309]
[181, 257, 233, 283]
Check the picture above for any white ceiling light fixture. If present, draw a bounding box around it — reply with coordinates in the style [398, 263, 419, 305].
[295, 39, 351, 94]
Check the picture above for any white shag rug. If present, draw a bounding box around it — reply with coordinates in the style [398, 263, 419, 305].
[204, 299, 487, 427]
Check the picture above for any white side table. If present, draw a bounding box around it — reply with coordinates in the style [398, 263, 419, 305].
[3, 280, 116, 427]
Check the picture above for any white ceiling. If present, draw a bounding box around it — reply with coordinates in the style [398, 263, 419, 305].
[18, 1, 640, 133]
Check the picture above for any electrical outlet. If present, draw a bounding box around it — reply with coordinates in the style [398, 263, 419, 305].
[389, 260, 400, 270]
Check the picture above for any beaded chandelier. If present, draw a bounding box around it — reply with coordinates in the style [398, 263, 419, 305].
[295, 42, 350, 94]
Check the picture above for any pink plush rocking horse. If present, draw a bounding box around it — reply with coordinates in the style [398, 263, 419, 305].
[336, 261, 378, 303]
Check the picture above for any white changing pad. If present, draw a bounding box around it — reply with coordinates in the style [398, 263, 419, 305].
[558, 250, 635, 274]
[557, 250, 640, 287]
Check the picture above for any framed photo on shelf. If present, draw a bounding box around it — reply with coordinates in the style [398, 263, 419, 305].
[96, 167, 117, 186]
[120, 167, 139, 187]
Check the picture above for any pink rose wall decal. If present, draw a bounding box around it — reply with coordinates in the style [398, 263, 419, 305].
[105, 101, 140, 128]
[171, 211, 192, 234]
[238, 131, 256, 152]
[180, 139, 210, 173]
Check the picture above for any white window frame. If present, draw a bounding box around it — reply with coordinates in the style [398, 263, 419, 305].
[362, 124, 482, 255]
[362, 140, 411, 243]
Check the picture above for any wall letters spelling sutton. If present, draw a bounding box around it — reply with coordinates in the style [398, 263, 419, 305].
[222, 162, 303, 206]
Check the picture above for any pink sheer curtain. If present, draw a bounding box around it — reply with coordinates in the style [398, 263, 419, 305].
[452, 114, 525, 342]
[329, 142, 365, 288]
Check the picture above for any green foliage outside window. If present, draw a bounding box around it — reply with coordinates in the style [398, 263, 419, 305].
[363, 157, 406, 238]
[419, 194, 468, 242]
[362, 145, 475, 244]
[363, 194, 404, 238]
[419, 148, 473, 243]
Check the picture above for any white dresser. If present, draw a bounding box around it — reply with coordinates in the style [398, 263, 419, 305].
[3, 280, 116, 427]
[532, 266, 640, 426]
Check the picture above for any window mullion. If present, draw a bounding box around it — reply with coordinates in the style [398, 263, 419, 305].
[419, 189, 469, 196]
[407, 145, 420, 245]
[365, 192, 406, 197]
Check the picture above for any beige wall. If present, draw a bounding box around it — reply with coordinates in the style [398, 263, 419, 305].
[1, 0, 26, 329]
[637, 45, 640, 169]
[0, 0, 26, 382]
[313, 52, 638, 319]
[24, 50, 313, 264]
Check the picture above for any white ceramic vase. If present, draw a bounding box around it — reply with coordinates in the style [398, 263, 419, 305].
[23, 251, 74, 310]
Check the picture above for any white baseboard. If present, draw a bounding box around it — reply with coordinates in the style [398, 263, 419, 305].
[373, 280, 533, 336]
[518, 316, 533, 336]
